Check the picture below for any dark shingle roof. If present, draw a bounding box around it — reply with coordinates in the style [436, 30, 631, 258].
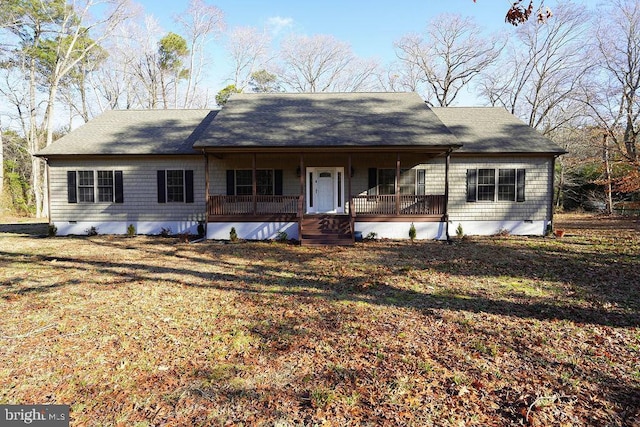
[36, 109, 217, 156]
[36, 95, 566, 157]
[431, 107, 566, 154]
[192, 92, 461, 149]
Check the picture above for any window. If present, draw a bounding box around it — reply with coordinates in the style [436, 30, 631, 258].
[226, 169, 283, 196]
[235, 170, 253, 195]
[378, 169, 396, 195]
[477, 169, 496, 201]
[157, 170, 194, 203]
[97, 171, 114, 202]
[67, 170, 123, 204]
[467, 168, 525, 202]
[498, 169, 516, 201]
[78, 171, 95, 203]
[368, 168, 426, 195]
[166, 170, 185, 202]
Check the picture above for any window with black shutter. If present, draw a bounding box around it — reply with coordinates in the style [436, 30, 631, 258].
[466, 168, 526, 203]
[158, 170, 194, 203]
[226, 169, 282, 195]
[68, 170, 121, 203]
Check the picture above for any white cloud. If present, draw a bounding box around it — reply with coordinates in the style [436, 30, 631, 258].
[266, 16, 294, 36]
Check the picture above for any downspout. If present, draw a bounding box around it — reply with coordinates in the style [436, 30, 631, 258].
[45, 158, 52, 226]
[252, 153, 257, 215]
[444, 149, 451, 241]
[347, 153, 354, 240]
[395, 153, 400, 215]
[299, 153, 304, 241]
[548, 155, 557, 235]
[203, 150, 209, 237]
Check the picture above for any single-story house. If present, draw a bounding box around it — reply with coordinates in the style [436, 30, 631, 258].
[36, 92, 565, 244]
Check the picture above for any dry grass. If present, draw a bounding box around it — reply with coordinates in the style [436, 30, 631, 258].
[0, 213, 639, 426]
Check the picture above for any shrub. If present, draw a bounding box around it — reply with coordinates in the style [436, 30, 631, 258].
[160, 227, 172, 238]
[275, 230, 288, 242]
[126, 224, 136, 237]
[86, 226, 98, 236]
[48, 224, 57, 237]
[496, 228, 511, 237]
[229, 227, 238, 242]
[364, 231, 378, 241]
[409, 223, 416, 242]
[197, 222, 205, 237]
[456, 223, 464, 239]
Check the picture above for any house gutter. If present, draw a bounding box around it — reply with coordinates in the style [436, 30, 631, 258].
[202, 149, 209, 238]
[444, 149, 452, 241]
[549, 154, 558, 234]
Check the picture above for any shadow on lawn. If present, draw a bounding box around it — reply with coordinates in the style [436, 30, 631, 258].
[1, 234, 638, 327]
[2, 234, 639, 424]
[0, 221, 49, 236]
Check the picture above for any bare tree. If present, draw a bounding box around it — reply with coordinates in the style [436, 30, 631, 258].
[394, 14, 502, 106]
[226, 26, 271, 90]
[589, 0, 640, 163]
[378, 61, 422, 93]
[581, 0, 640, 197]
[277, 34, 379, 93]
[0, 120, 3, 201]
[89, 11, 161, 111]
[0, 0, 132, 217]
[478, 3, 593, 134]
[175, 0, 225, 108]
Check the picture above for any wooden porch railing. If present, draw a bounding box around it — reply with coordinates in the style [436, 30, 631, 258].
[208, 195, 299, 216]
[208, 194, 446, 217]
[350, 195, 446, 216]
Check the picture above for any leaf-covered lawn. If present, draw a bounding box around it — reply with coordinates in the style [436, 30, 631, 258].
[0, 214, 639, 426]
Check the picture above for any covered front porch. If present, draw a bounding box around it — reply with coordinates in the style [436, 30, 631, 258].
[203, 149, 453, 244]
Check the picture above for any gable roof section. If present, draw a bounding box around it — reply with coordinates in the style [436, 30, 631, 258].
[193, 92, 461, 150]
[36, 109, 217, 156]
[431, 107, 566, 154]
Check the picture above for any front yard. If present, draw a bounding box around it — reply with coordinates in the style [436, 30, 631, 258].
[0, 214, 638, 426]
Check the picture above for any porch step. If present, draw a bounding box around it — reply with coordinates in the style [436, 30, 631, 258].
[301, 215, 353, 246]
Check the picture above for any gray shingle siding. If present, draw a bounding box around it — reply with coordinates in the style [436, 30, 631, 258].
[447, 157, 551, 221]
[49, 157, 206, 223]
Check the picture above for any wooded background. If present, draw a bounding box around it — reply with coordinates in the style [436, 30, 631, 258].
[1, 0, 638, 218]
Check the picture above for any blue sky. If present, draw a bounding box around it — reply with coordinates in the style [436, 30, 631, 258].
[144, 0, 511, 59]
[135, 0, 598, 103]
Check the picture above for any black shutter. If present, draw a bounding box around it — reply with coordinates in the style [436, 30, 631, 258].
[157, 170, 166, 203]
[466, 169, 477, 202]
[114, 171, 123, 203]
[67, 171, 77, 203]
[368, 168, 377, 196]
[516, 169, 526, 202]
[274, 169, 283, 195]
[226, 170, 235, 195]
[185, 170, 194, 203]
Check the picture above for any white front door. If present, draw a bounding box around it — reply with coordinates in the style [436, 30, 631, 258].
[306, 167, 344, 214]
[316, 170, 334, 212]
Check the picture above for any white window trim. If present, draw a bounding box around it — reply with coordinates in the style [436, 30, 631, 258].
[165, 169, 186, 203]
[473, 168, 521, 203]
[77, 170, 116, 204]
